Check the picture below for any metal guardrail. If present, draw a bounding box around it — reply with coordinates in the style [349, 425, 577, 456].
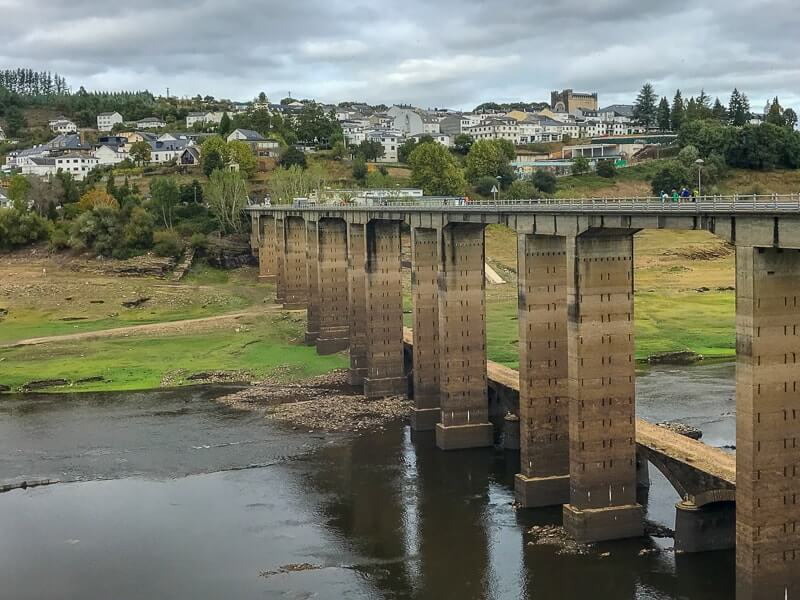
[245, 194, 800, 214]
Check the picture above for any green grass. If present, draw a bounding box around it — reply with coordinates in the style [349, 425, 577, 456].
[0, 314, 347, 392]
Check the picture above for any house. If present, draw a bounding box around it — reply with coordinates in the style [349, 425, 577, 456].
[0, 125, 5, 141]
[392, 107, 425, 136]
[178, 147, 201, 166]
[410, 132, 451, 147]
[186, 111, 227, 128]
[0, 188, 10, 208]
[464, 118, 521, 144]
[49, 116, 78, 134]
[117, 131, 156, 145]
[149, 139, 190, 163]
[21, 153, 99, 180]
[97, 112, 124, 132]
[227, 129, 280, 156]
[136, 117, 166, 129]
[94, 145, 128, 165]
[366, 129, 402, 163]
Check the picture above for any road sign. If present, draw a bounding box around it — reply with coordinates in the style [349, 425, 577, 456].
[490, 185, 499, 194]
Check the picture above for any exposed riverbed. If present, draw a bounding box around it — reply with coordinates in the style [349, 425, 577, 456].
[0, 363, 736, 599]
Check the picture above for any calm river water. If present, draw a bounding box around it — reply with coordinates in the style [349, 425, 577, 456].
[0, 363, 736, 600]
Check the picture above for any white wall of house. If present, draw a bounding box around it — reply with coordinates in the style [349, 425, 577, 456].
[54, 156, 99, 180]
[50, 120, 77, 134]
[94, 145, 127, 165]
[97, 112, 123, 131]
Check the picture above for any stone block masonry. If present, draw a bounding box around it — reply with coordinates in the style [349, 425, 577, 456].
[258, 215, 276, 282]
[348, 223, 368, 386]
[316, 218, 350, 355]
[363, 220, 407, 398]
[283, 216, 308, 310]
[515, 234, 570, 508]
[435, 223, 493, 450]
[411, 227, 440, 431]
[736, 246, 800, 599]
[304, 219, 320, 344]
[562, 231, 643, 542]
[275, 217, 286, 305]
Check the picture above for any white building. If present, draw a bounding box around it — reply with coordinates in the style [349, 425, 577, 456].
[367, 129, 402, 163]
[137, 117, 166, 129]
[49, 117, 78, 134]
[97, 112, 124, 132]
[149, 139, 190, 164]
[464, 118, 521, 144]
[186, 111, 227, 128]
[94, 145, 128, 165]
[0, 125, 5, 141]
[410, 132, 452, 147]
[22, 153, 99, 180]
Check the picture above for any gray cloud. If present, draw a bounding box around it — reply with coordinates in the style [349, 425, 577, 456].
[0, 0, 797, 111]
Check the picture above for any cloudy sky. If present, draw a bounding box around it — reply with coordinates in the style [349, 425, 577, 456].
[2, 0, 798, 112]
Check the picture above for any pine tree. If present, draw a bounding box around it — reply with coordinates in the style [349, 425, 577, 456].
[656, 97, 671, 131]
[696, 89, 712, 119]
[671, 90, 685, 131]
[766, 97, 785, 126]
[711, 98, 727, 122]
[685, 97, 697, 122]
[633, 82, 658, 128]
[729, 89, 750, 126]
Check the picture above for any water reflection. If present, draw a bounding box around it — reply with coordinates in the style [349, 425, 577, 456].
[0, 363, 739, 599]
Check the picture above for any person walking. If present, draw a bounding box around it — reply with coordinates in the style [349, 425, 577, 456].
[671, 189, 679, 202]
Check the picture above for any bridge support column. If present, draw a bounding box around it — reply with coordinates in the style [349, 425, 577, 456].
[250, 213, 260, 255]
[283, 216, 307, 310]
[275, 217, 286, 304]
[675, 500, 735, 553]
[363, 220, 407, 398]
[258, 216, 276, 282]
[317, 218, 350, 355]
[348, 223, 368, 386]
[410, 227, 440, 431]
[515, 234, 570, 507]
[562, 231, 643, 543]
[435, 223, 493, 450]
[304, 219, 319, 344]
[736, 246, 800, 599]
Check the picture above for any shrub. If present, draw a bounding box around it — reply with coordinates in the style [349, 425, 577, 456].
[78, 189, 119, 212]
[571, 156, 590, 176]
[69, 206, 123, 257]
[153, 229, 185, 258]
[48, 225, 71, 251]
[189, 233, 208, 250]
[352, 157, 367, 181]
[121, 207, 155, 254]
[0, 208, 51, 251]
[504, 179, 540, 200]
[532, 169, 557, 194]
[650, 160, 690, 195]
[475, 175, 500, 196]
[596, 160, 617, 179]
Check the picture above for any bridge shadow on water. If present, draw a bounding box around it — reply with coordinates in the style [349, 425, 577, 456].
[291, 422, 735, 600]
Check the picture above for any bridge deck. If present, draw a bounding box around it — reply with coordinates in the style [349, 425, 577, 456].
[402, 327, 735, 485]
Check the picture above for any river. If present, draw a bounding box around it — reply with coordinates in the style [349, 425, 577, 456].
[0, 363, 736, 600]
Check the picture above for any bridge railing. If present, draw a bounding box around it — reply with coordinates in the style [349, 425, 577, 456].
[246, 194, 800, 213]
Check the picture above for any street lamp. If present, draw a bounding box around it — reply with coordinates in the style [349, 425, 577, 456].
[695, 158, 704, 198]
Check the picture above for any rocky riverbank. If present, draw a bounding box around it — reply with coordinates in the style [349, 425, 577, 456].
[217, 370, 412, 432]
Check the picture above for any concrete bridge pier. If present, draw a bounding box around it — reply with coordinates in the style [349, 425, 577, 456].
[283, 216, 308, 310]
[435, 223, 493, 451]
[514, 233, 571, 507]
[736, 245, 800, 599]
[410, 227, 441, 431]
[304, 219, 320, 344]
[347, 222, 368, 386]
[258, 215, 276, 282]
[316, 218, 350, 355]
[363, 220, 407, 399]
[675, 499, 736, 553]
[275, 216, 286, 305]
[562, 231, 644, 543]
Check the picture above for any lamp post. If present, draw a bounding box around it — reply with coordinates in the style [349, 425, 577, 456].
[695, 158, 704, 198]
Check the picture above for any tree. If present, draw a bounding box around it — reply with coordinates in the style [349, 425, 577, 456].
[571, 156, 590, 175]
[352, 156, 368, 181]
[202, 149, 224, 177]
[180, 180, 204, 204]
[70, 206, 123, 257]
[711, 98, 728, 122]
[650, 160, 690, 195]
[129, 141, 151, 166]
[465, 139, 514, 187]
[268, 163, 327, 204]
[398, 139, 418, 164]
[766, 97, 786, 127]
[204, 170, 248, 234]
[217, 112, 232, 136]
[121, 207, 155, 253]
[504, 178, 539, 200]
[0, 207, 50, 251]
[7, 174, 31, 208]
[532, 169, 557, 195]
[475, 175, 500, 196]
[696, 89, 712, 120]
[27, 176, 62, 217]
[226, 140, 257, 177]
[671, 90, 685, 132]
[55, 170, 79, 205]
[596, 160, 616, 179]
[5, 106, 26, 136]
[356, 140, 384, 162]
[149, 177, 180, 229]
[258, 92, 267, 103]
[280, 146, 307, 169]
[408, 143, 467, 196]
[677, 144, 700, 166]
[633, 83, 658, 128]
[78, 189, 119, 211]
[657, 97, 671, 131]
[493, 138, 516, 162]
[784, 108, 798, 130]
[453, 133, 474, 155]
[729, 88, 750, 126]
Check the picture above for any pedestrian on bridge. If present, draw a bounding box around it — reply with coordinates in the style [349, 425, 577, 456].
[671, 189, 679, 202]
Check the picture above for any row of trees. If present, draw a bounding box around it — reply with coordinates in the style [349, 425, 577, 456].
[634, 83, 797, 131]
[0, 69, 69, 97]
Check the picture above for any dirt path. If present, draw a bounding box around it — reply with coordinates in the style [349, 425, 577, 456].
[0, 309, 281, 349]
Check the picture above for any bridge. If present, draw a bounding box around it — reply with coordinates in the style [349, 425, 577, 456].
[248, 196, 800, 599]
